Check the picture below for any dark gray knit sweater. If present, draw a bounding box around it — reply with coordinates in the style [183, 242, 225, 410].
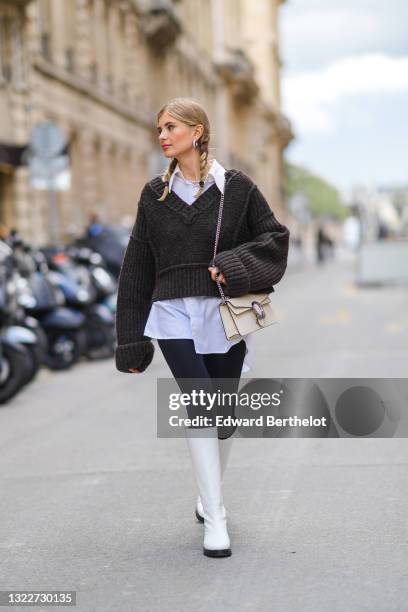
[115, 169, 290, 373]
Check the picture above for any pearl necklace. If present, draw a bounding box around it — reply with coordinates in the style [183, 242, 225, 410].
[179, 165, 211, 188]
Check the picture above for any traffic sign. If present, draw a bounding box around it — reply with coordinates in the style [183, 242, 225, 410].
[29, 121, 66, 159]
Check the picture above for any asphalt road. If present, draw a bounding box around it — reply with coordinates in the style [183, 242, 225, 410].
[0, 257, 407, 611]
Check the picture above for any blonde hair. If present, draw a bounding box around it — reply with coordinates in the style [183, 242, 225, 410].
[156, 97, 212, 202]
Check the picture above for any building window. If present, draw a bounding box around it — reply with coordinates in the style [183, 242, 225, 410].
[87, 0, 98, 83]
[64, 1, 76, 73]
[118, 8, 128, 102]
[65, 47, 75, 73]
[10, 16, 26, 86]
[39, 0, 52, 61]
[90, 61, 98, 84]
[0, 16, 12, 83]
[0, 13, 26, 87]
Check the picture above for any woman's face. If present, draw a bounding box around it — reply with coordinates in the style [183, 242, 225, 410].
[157, 110, 202, 158]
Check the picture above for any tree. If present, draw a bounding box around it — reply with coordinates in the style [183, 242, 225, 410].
[284, 161, 348, 220]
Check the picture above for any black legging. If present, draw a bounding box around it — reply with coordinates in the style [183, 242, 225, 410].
[158, 338, 247, 439]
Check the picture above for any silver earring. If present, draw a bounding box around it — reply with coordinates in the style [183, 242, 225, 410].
[193, 139, 198, 149]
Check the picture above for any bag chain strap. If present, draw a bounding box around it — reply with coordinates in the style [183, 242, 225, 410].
[211, 190, 228, 304]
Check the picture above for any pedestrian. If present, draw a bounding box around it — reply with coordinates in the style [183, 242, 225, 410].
[114, 97, 290, 558]
[86, 211, 103, 237]
[316, 223, 330, 263]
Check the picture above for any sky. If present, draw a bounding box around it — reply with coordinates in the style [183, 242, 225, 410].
[279, 0, 408, 195]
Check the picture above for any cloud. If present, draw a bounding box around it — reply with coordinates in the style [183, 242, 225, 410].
[280, 1, 408, 72]
[283, 7, 380, 51]
[282, 53, 408, 134]
[280, 1, 408, 190]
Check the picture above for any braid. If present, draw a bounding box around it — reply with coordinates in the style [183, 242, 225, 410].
[157, 157, 178, 201]
[193, 137, 210, 199]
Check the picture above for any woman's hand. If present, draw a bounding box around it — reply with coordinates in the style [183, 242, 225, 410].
[128, 368, 140, 373]
[208, 266, 226, 285]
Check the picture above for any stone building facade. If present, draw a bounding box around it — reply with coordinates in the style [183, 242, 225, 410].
[0, 0, 293, 245]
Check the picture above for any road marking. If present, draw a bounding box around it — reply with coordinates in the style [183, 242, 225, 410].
[344, 282, 358, 295]
[385, 323, 403, 333]
[320, 309, 352, 325]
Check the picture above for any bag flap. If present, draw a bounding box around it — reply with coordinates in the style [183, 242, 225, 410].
[226, 293, 271, 314]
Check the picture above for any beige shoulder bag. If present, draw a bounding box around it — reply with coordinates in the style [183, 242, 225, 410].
[212, 187, 278, 341]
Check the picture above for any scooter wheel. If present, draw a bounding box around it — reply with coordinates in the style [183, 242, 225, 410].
[0, 343, 31, 405]
[44, 329, 86, 370]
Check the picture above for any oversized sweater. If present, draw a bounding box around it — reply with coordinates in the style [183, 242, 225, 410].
[114, 168, 290, 373]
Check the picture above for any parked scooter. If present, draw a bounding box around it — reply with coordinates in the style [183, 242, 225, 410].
[67, 246, 117, 353]
[73, 224, 129, 279]
[67, 245, 117, 315]
[12, 244, 87, 370]
[0, 240, 38, 403]
[41, 246, 116, 359]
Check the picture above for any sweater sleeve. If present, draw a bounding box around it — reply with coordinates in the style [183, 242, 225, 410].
[115, 200, 156, 373]
[211, 184, 290, 297]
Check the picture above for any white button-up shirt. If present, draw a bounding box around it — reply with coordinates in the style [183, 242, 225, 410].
[144, 158, 252, 373]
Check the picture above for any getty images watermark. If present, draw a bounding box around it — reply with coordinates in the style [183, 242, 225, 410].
[166, 387, 326, 428]
[156, 378, 408, 438]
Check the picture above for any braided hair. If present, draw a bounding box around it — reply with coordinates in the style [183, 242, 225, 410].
[156, 98, 212, 202]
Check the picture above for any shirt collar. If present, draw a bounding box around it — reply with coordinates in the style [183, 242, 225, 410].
[168, 158, 226, 194]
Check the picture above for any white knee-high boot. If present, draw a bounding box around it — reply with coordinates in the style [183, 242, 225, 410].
[195, 435, 234, 522]
[185, 426, 232, 557]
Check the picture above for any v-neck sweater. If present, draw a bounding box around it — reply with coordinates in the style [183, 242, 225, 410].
[143, 159, 253, 374]
[115, 168, 290, 373]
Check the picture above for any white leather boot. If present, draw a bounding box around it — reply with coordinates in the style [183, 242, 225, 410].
[185, 426, 232, 558]
[195, 435, 234, 523]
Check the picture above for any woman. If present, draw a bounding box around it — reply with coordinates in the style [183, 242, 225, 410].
[115, 97, 290, 558]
